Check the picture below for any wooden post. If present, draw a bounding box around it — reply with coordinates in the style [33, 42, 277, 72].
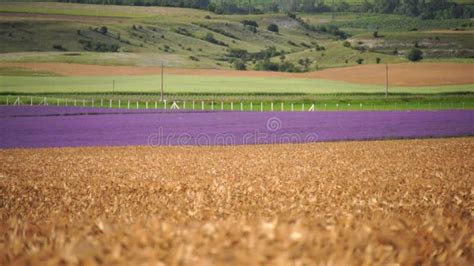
[385, 64, 389, 98]
[160, 62, 164, 102]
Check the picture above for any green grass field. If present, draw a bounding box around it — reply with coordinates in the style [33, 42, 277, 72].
[1, 74, 473, 94]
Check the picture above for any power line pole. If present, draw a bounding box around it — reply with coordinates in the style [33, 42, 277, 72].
[385, 64, 389, 98]
[160, 62, 164, 102]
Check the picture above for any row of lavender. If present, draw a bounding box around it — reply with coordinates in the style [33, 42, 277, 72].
[0, 106, 473, 148]
[1, 95, 471, 112]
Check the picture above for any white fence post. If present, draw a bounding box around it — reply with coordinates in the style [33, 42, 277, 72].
[6, 96, 9, 105]
[221, 101, 223, 111]
[164, 100, 167, 110]
[301, 103, 304, 112]
[100, 99, 103, 107]
[241, 102, 243, 111]
[291, 103, 294, 112]
[155, 101, 158, 109]
[83, 99, 86, 107]
[211, 102, 214, 111]
[250, 102, 253, 111]
[183, 101, 185, 109]
[281, 102, 284, 111]
[30, 97, 33, 106]
[118, 99, 121, 108]
[271, 102, 273, 112]
[192, 101, 195, 110]
[109, 99, 112, 108]
[128, 100, 130, 109]
[202, 101, 204, 111]
[136, 101, 139, 109]
[146, 101, 149, 109]
[260, 102, 263, 112]
[231, 102, 233, 111]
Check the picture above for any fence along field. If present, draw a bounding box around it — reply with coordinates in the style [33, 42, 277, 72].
[2, 95, 473, 111]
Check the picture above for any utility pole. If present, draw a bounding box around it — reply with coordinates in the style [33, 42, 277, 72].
[385, 64, 389, 98]
[160, 62, 164, 102]
[248, 0, 251, 15]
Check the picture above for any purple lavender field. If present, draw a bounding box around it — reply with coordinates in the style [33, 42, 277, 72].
[0, 106, 473, 148]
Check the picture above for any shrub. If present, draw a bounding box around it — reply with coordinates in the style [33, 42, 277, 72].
[203, 33, 227, 46]
[288, 40, 298, 46]
[343, 41, 351, 48]
[356, 58, 364, 64]
[376, 57, 381, 64]
[267, 23, 279, 33]
[287, 12, 296, 19]
[241, 20, 258, 28]
[407, 48, 423, 62]
[233, 60, 247, 70]
[99, 26, 108, 35]
[204, 15, 211, 19]
[52, 44, 66, 51]
[373, 31, 378, 38]
[189, 55, 199, 61]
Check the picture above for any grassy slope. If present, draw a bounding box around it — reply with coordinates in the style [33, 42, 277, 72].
[0, 2, 472, 69]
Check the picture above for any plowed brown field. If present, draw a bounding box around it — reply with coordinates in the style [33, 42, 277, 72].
[1, 138, 473, 265]
[1, 62, 473, 86]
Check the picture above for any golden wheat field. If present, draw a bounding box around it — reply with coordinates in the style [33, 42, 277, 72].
[0, 138, 473, 265]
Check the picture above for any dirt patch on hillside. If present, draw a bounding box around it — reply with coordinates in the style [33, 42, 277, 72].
[1, 62, 473, 86]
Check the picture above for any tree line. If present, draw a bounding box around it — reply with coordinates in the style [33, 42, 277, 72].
[56, 0, 472, 19]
